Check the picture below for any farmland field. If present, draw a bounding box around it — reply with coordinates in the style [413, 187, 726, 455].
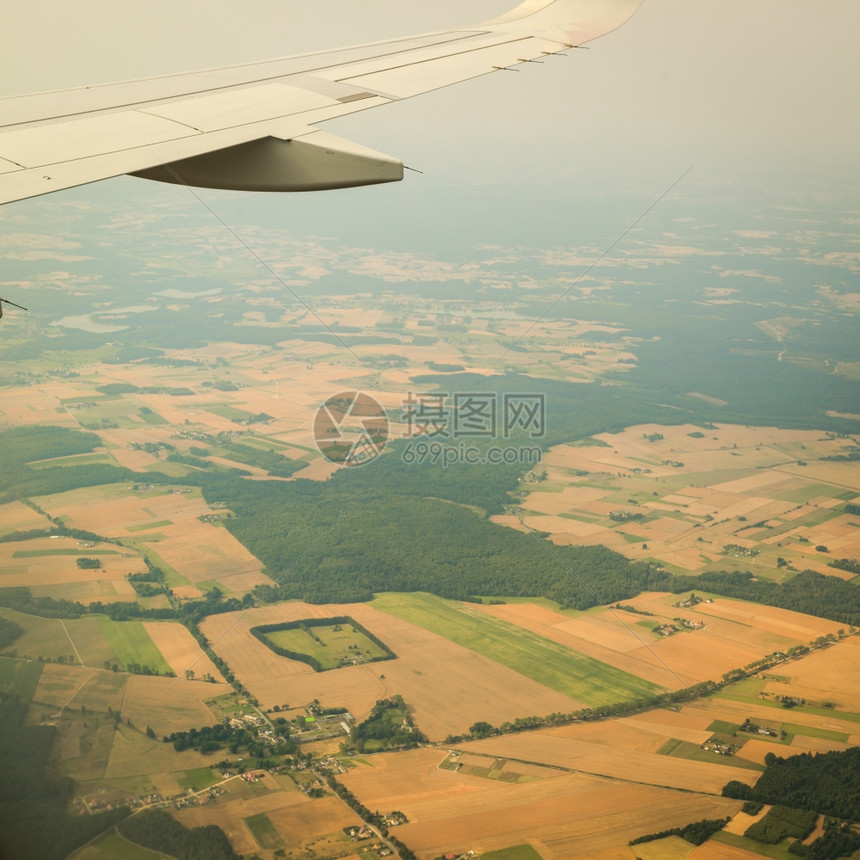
[338, 747, 740, 860]
[258, 620, 390, 670]
[69, 831, 171, 860]
[0, 656, 42, 700]
[201, 602, 590, 739]
[96, 618, 172, 675]
[503, 424, 860, 581]
[1, 228, 859, 860]
[370, 592, 661, 706]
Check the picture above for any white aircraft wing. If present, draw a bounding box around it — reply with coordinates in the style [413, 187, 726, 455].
[0, 0, 643, 206]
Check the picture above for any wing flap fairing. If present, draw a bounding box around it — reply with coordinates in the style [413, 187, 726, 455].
[132, 131, 403, 192]
[0, 0, 645, 205]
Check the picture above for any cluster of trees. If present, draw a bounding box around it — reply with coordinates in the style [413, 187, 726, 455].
[165, 720, 294, 757]
[723, 748, 860, 821]
[446, 680, 720, 743]
[829, 558, 860, 575]
[743, 805, 817, 845]
[118, 809, 238, 860]
[0, 617, 23, 651]
[790, 826, 860, 859]
[0, 693, 130, 860]
[629, 817, 730, 846]
[344, 696, 427, 754]
[250, 616, 395, 672]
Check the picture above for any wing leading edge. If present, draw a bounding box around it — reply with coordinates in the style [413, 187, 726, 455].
[0, 0, 644, 205]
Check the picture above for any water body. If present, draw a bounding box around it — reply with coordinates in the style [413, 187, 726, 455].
[52, 303, 158, 333]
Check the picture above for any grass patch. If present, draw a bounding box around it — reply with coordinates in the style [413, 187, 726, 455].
[781, 723, 850, 742]
[259, 621, 389, 671]
[70, 829, 172, 860]
[95, 618, 172, 675]
[481, 846, 544, 860]
[708, 720, 740, 734]
[0, 656, 43, 700]
[126, 521, 173, 533]
[372, 592, 661, 707]
[0, 607, 77, 662]
[201, 403, 255, 421]
[661, 738, 763, 771]
[245, 813, 285, 850]
[710, 830, 797, 859]
[177, 767, 219, 791]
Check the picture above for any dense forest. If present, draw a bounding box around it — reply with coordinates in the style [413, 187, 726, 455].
[0, 694, 130, 860]
[118, 809, 239, 860]
[723, 747, 860, 821]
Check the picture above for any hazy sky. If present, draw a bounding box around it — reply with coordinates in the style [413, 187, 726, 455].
[1, 0, 858, 228]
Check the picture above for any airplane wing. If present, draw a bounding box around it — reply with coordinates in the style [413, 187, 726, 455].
[0, 0, 643, 206]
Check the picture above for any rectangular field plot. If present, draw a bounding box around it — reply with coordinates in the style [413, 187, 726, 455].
[245, 812, 286, 850]
[256, 619, 390, 671]
[97, 618, 173, 675]
[0, 656, 42, 700]
[372, 592, 661, 707]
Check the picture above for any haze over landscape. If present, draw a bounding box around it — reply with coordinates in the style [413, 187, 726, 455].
[1, 2, 859, 859]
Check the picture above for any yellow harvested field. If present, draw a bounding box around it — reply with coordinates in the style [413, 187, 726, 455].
[0, 387, 80, 428]
[268, 795, 362, 843]
[119, 675, 232, 735]
[175, 792, 358, 856]
[631, 837, 697, 860]
[723, 806, 770, 835]
[456, 728, 755, 795]
[475, 601, 691, 688]
[339, 748, 740, 860]
[689, 841, 768, 859]
[733, 739, 782, 766]
[765, 636, 860, 711]
[479, 594, 843, 697]
[34, 664, 127, 711]
[0, 535, 142, 600]
[34, 485, 269, 589]
[510, 423, 860, 579]
[142, 621, 225, 681]
[202, 602, 586, 738]
[0, 500, 51, 534]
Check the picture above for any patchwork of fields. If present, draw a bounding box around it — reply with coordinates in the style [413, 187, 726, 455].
[498, 423, 860, 580]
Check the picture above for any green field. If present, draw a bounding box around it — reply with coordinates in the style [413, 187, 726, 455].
[261, 623, 388, 671]
[659, 739, 764, 772]
[126, 521, 173, 532]
[0, 607, 78, 662]
[178, 767, 220, 791]
[69, 830, 171, 860]
[716, 677, 860, 723]
[711, 830, 797, 860]
[96, 617, 172, 674]
[371, 593, 661, 707]
[245, 813, 285, 850]
[781, 723, 850, 743]
[0, 657, 43, 700]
